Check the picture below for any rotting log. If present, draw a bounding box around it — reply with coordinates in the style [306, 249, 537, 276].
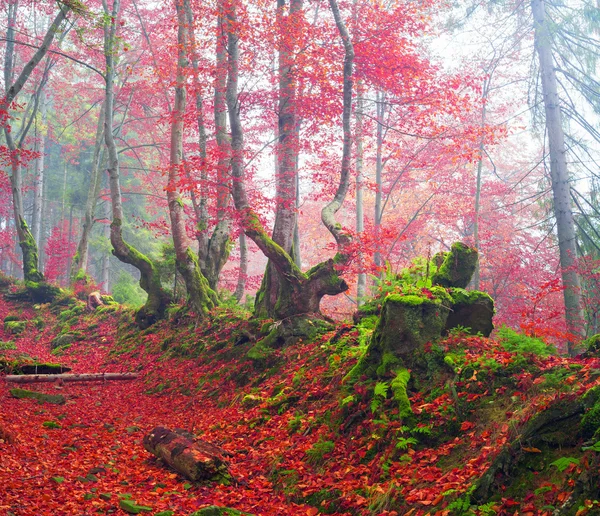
[4, 373, 138, 384]
[143, 426, 231, 483]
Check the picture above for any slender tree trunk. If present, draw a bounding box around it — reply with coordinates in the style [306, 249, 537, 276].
[2, 2, 70, 286]
[532, 0, 584, 351]
[356, 84, 365, 306]
[472, 79, 489, 291]
[185, 0, 232, 291]
[374, 91, 385, 270]
[166, 0, 217, 316]
[102, 200, 110, 292]
[226, 0, 350, 321]
[103, 0, 170, 328]
[234, 231, 248, 303]
[254, 0, 303, 317]
[71, 102, 106, 284]
[32, 93, 46, 249]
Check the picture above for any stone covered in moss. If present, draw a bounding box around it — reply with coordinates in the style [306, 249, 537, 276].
[445, 288, 494, 337]
[190, 507, 253, 516]
[348, 290, 451, 380]
[4, 320, 26, 335]
[431, 242, 478, 289]
[10, 388, 66, 405]
[583, 334, 600, 356]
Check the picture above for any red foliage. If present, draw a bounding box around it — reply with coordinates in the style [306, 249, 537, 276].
[44, 221, 78, 284]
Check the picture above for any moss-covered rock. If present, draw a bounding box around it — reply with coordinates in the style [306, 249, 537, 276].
[4, 320, 26, 335]
[445, 288, 494, 337]
[348, 290, 450, 380]
[190, 507, 254, 516]
[3, 314, 20, 323]
[431, 242, 478, 289]
[50, 332, 83, 350]
[0, 340, 16, 350]
[583, 334, 600, 356]
[10, 388, 66, 405]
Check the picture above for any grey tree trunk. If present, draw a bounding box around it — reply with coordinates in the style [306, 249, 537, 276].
[355, 85, 366, 305]
[374, 91, 385, 269]
[32, 93, 47, 250]
[103, 0, 170, 328]
[234, 232, 248, 303]
[254, 0, 303, 318]
[532, 0, 584, 352]
[2, 2, 71, 285]
[71, 102, 106, 284]
[166, 0, 217, 316]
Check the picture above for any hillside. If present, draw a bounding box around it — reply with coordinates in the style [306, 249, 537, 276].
[1, 279, 600, 515]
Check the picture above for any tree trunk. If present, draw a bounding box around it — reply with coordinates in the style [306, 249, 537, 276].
[185, 0, 232, 292]
[71, 102, 106, 284]
[143, 427, 231, 483]
[234, 231, 248, 303]
[2, 3, 70, 287]
[103, 0, 170, 328]
[32, 93, 47, 250]
[532, 0, 584, 352]
[5, 373, 138, 384]
[254, 0, 303, 318]
[226, 0, 351, 322]
[374, 91, 385, 269]
[166, 0, 217, 317]
[356, 83, 366, 306]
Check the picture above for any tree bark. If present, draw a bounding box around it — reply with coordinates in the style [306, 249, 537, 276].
[71, 101, 106, 284]
[32, 92, 47, 250]
[356, 83, 366, 306]
[143, 426, 231, 483]
[2, 2, 71, 286]
[532, 0, 584, 352]
[234, 231, 248, 303]
[5, 373, 138, 384]
[254, 0, 303, 317]
[103, 0, 171, 328]
[226, 0, 351, 321]
[185, 0, 232, 291]
[166, 0, 217, 316]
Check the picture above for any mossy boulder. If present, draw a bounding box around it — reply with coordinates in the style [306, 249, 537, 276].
[349, 290, 451, 379]
[582, 334, 600, 356]
[0, 340, 16, 350]
[444, 288, 494, 337]
[50, 332, 83, 350]
[431, 242, 478, 289]
[10, 388, 66, 405]
[192, 506, 254, 516]
[4, 320, 26, 335]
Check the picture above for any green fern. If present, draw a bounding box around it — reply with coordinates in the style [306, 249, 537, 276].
[550, 457, 579, 472]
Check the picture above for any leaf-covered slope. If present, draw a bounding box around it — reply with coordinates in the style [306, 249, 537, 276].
[1, 293, 600, 515]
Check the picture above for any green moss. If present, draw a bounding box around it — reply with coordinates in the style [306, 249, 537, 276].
[3, 315, 20, 323]
[10, 388, 66, 405]
[4, 320, 26, 334]
[0, 340, 16, 350]
[190, 507, 254, 516]
[386, 294, 426, 305]
[391, 368, 412, 418]
[431, 242, 478, 289]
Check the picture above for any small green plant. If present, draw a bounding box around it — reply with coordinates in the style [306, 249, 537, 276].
[287, 413, 303, 434]
[549, 457, 579, 472]
[305, 438, 335, 466]
[496, 326, 554, 356]
[0, 340, 16, 350]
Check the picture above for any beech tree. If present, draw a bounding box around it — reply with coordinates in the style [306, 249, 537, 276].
[226, 0, 352, 321]
[1, 0, 73, 296]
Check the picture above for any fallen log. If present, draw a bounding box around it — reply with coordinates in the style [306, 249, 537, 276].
[144, 426, 231, 483]
[4, 373, 138, 384]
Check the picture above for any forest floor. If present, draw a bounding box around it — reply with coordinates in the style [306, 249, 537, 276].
[1, 289, 600, 516]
